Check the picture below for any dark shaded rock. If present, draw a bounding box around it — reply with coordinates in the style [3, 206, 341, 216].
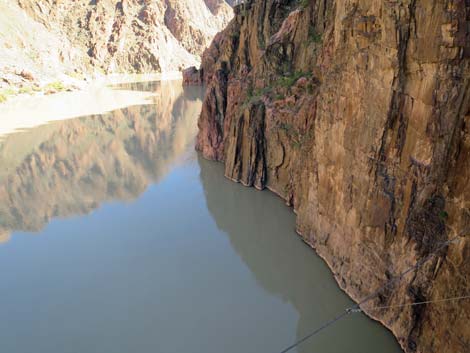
[183, 66, 203, 85]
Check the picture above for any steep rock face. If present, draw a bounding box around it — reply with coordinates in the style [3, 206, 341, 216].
[0, 0, 232, 90]
[192, 1, 470, 352]
[165, 0, 232, 57]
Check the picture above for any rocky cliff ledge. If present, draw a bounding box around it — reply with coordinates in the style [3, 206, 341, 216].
[187, 0, 470, 352]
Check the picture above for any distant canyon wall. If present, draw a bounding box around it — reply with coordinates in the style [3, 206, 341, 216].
[0, 0, 232, 89]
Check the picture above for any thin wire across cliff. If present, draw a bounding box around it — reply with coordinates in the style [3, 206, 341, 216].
[279, 236, 465, 353]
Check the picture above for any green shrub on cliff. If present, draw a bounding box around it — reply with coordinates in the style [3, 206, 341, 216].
[0, 88, 16, 103]
[308, 26, 322, 44]
[242, 86, 270, 110]
[277, 71, 311, 88]
[19, 86, 33, 94]
[299, 0, 310, 9]
[439, 210, 449, 221]
[45, 81, 66, 92]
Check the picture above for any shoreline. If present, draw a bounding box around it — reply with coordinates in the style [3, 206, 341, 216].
[0, 71, 182, 105]
[200, 150, 406, 352]
[0, 72, 183, 139]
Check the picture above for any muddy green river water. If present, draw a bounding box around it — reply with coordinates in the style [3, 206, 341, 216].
[0, 80, 403, 353]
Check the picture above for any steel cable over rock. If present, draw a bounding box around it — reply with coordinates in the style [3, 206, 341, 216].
[279, 236, 462, 353]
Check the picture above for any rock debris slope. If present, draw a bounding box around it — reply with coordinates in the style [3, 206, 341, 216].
[188, 1, 470, 352]
[0, 0, 232, 90]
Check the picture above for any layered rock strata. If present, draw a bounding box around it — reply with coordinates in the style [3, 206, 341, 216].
[190, 1, 470, 352]
[0, 0, 232, 91]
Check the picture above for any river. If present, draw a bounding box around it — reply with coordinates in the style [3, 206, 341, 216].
[0, 80, 403, 353]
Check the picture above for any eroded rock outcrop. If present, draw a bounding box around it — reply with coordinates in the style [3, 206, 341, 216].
[192, 1, 470, 352]
[0, 0, 232, 92]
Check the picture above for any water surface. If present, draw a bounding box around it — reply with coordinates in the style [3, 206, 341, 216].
[0, 80, 402, 353]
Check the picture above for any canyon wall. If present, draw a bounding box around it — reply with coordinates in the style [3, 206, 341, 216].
[0, 0, 232, 91]
[189, 0, 470, 352]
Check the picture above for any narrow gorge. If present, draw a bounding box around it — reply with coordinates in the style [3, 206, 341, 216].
[187, 1, 470, 352]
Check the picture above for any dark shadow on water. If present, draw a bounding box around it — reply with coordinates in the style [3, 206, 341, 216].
[197, 155, 403, 353]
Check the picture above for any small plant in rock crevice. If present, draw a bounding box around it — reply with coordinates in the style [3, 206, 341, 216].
[242, 83, 274, 108]
[308, 25, 322, 44]
[277, 71, 312, 88]
[439, 210, 449, 221]
[299, 0, 310, 9]
[279, 122, 313, 149]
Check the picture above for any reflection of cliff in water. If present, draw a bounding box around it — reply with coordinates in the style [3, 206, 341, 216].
[0, 81, 204, 240]
[198, 155, 330, 353]
[198, 155, 400, 353]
